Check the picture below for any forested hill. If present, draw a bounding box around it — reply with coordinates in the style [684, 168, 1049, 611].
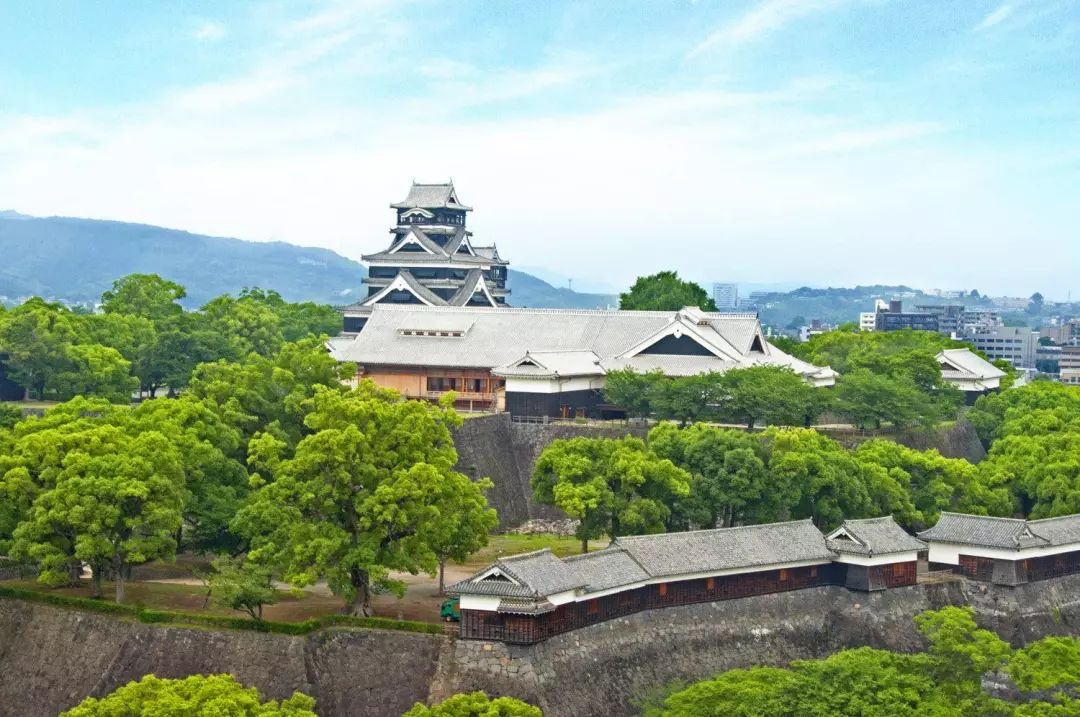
[0, 212, 614, 309]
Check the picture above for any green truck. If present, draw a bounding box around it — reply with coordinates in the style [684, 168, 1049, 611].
[440, 597, 460, 622]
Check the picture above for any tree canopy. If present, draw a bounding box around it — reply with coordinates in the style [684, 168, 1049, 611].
[62, 674, 316, 717]
[404, 692, 542, 717]
[233, 384, 495, 615]
[619, 271, 718, 312]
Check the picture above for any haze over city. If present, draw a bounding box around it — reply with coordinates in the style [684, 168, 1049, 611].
[1, 0, 1077, 298]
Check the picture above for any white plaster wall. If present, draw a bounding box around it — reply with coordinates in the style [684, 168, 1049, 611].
[927, 540, 1080, 565]
[833, 551, 919, 567]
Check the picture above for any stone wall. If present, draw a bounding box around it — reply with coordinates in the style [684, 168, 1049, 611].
[0, 600, 443, 717]
[452, 415, 647, 528]
[453, 416, 986, 529]
[7, 573, 1080, 717]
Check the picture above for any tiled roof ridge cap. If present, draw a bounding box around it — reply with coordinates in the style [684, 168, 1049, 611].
[1026, 514, 1080, 524]
[496, 548, 554, 563]
[369, 305, 760, 318]
[937, 511, 1026, 523]
[614, 517, 819, 542]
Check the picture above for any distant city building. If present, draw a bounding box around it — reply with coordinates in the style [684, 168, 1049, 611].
[962, 326, 1039, 368]
[961, 309, 1003, 333]
[338, 182, 509, 334]
[1036, 344, 1062, 377]
[1061, 346, 1080, 385]
[915, 304, 965, 335]
[1041, 319, 1080, 346]
[929, 289, 967, 300]
[711, 283, 738, 310]
[799, 319, 832, 342]
[991, 296, 1030, 311]
[859, 300, 888, 332]
[874, 300, 939, 333]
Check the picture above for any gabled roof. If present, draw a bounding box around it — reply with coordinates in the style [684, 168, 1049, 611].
[390, 181, 472, 211]
[361, 271, 447, 308]
[448, 549, 586, 598]
[937, 348, 1007, 381]
[493, 350, 603, 378]
[826, 516, 926, 556]
[385, 228, 446, 256]
[332, 305, 834, 384]
[448, 269, 498, 307]
[918, 512, 1050, 549]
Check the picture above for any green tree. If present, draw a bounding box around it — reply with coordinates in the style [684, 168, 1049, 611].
[428, 471, 499, 595]
[649, 423, 775, 528]
[240, 288, 342, 341]
[650, 373, 724, 426]
[602, 368, 666, 419]
[718, 365, 824, 429]
[1028, 292, 1046, 316]
[619, 271, 718, 312]
[1009, 637, 1080, 693]
[61, 674, 316, 717]
[202, 294, 285, 357]
[100, 274, 186, 321]
[187, 337, 351, 447]
[403, 692, 542, 717]
[852, 439, 1011, 530]
[208, 556, 278, 620]
[0, 403, 23, 430]
[233, 385, 491, 616]
[0, 298, 77, 399]
[50, 343, 139, 403]
[531, 435, 691, 552]
[644, 666, 802, 717]
[10, 428, 185, 602]
[914, 606, 1011, 698]
[129, 396, 249, 553]
[834, 370, 926, 429]
[762, 428, 911, 529]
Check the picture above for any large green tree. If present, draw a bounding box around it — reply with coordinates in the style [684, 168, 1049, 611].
[233, 384, 493, 616]
[62, 674, 316, 717]
[649, 423, 774, 529]
[201, 294, 286, 357]
[532, 435, 691, 551]
[50, 343, 139, 403]
[717, 365, 825, 430]
[100, 273, 186, 322]
[619, 271, 718, 312]
[10, 428, 185, 602]
[0, 298, 77, 399]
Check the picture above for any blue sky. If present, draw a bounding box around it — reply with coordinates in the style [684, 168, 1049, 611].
[0, 1, 1077, 297]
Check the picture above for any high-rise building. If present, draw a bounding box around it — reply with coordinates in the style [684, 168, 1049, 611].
[962, 326, 1039, 368]
[874, 300, 939, 332]
[338, 182, 510, 333]
[712, 283, 738, 310]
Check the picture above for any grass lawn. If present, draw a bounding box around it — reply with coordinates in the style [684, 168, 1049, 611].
[463, 532, 605, 567]
[0, 578, 344, 623]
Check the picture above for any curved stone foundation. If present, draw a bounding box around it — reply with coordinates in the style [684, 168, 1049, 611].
[4, 574, 1080, 717]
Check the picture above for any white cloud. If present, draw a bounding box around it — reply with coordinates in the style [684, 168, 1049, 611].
[0, 0, 1074, 296]
[688, 0, 853, 57]
[192, 21, 227, 42]
[974, 3, 1013, 31]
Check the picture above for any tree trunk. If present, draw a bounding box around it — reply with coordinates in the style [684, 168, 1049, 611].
[746, 417, 755, 431]
[149, 386, 157, 399]
[91, 565, 103, 599]
[345, 567, 373, 616]
[580, 536, 589, 554]
[114, 554, 125, 604]
[438, 559, 446, 596]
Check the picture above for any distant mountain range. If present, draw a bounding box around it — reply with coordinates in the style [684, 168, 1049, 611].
[0, 212, 615, 309]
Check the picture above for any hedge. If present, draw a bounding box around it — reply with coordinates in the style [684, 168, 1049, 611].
[0, 585, 444, 636]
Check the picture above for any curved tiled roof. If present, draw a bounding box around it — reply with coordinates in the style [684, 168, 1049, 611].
[917, 512, 1049, 549]
[827, 516, 926, 556]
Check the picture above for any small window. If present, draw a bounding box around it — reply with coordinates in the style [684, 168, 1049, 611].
[705, 577, 715, 591]
[892, 563, 907, 577]
[779, 569, 789, 581]
[810, 566, 818, 578]
[658, 583, 668, 597]
[587, 599, 599, 615]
